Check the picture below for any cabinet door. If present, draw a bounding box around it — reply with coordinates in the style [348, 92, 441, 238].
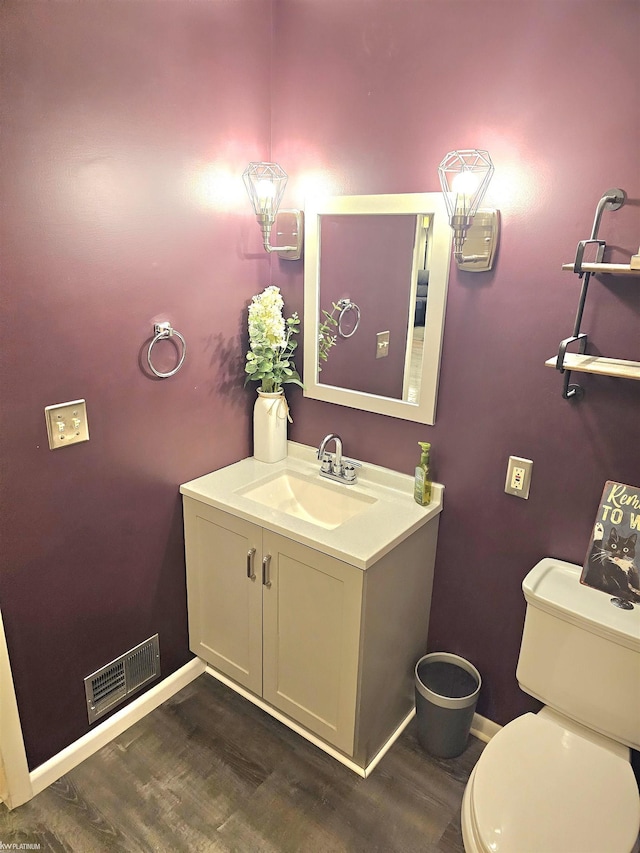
[183, 499, 263, 695]
[262, 531, 363, 755]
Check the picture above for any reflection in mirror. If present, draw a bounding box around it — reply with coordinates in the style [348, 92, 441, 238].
[303, 194, 452, 424]
[318, 214, 420, 399]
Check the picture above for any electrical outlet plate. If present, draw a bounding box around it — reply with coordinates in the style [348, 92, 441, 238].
[505, 455, 533, 499]
[45, 399, 89, 450]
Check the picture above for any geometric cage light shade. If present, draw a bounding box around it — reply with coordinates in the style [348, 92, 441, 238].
[242, 161, 288, 218]
[437, 149, 494, 222]
[242, 161, 304, 260]
[437, 149, 495, 264]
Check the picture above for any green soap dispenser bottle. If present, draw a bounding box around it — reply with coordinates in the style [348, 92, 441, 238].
[414, 442, 432, 506]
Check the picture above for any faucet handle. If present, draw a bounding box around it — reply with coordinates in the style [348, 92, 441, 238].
[342, 459, 362, 482]
[343, 463, 357, 482]
[343, 457, 362, 469]
[320, 452, 333, 473]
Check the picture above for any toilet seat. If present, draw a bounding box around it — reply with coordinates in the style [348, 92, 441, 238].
[466, 712, 640, 853]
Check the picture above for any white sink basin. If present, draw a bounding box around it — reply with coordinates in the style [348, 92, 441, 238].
[237, 471, 377, 529]
[180, 443, 443, 568]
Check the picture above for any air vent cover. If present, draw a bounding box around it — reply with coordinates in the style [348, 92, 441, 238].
[84, 634, 160, 724]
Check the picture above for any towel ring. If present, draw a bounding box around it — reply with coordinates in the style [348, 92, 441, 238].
[337, 299, 361, 338]
[147, 322, 186, 378]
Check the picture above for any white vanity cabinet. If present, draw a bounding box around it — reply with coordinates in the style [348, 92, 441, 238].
[183, 498, 363, 754]
[182, 452, 442, 773]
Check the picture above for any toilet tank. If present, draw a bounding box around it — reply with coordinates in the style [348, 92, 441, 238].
[516, 558, 640, 750]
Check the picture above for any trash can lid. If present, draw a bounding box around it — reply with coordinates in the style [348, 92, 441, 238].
[471, 713, 640, 853]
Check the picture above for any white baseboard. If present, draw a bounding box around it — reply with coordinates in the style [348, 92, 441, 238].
[204, 667, 414, 778]
[471, 711, 502, 743]
[362, 707, 415, 777]
[29, 657, 205, 799]
[25, 658, 501, 806]
[204, 666, 370, 777]
[204, 666, 501, 777]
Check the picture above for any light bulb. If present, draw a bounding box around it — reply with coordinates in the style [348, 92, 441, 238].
[255, 180, 276, 201]
[451, 170, 480, 196]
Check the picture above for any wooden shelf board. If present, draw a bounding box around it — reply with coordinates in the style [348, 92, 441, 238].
[562, 262, 640, 276]
[545, 353, 640, 381]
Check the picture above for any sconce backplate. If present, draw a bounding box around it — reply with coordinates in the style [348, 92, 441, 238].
[456, 209, 499, 272]
[274, 210, 304, 260]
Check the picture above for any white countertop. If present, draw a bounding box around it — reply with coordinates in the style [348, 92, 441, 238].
[180, 442, 443, 569]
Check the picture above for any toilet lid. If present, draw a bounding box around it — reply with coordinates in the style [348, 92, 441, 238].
[472, 713, 640, 853]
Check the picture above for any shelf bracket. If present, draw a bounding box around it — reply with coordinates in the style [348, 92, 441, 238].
[556, 333, 588, 400]
[573, 240, 605, 277]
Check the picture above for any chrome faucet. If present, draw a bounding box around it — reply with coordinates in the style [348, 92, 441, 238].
[318, 433, 343, 474]
[317, 433, 361, 484]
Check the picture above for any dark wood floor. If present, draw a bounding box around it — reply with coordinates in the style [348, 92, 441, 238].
[0, 673, 483, 852]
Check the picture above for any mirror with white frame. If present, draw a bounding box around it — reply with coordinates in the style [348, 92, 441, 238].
[303, 193, 452, 424]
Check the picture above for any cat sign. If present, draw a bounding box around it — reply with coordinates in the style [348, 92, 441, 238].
[581, 481, 640, 604]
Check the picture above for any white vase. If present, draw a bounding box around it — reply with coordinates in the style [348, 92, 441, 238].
[253, 390, 288, 463]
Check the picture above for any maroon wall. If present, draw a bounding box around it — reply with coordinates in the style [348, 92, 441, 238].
[272, 1, 640, 726]
[1, 0, 638, 774]
[0, 1, 272, 768]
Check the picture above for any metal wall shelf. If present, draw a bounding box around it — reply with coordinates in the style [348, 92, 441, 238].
[550, 188, 639, 400]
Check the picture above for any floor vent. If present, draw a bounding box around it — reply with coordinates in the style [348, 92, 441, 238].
[84, 634, 160, 724]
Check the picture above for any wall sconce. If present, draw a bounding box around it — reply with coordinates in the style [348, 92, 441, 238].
[242, 162, 304, 260]
[438, 149, 498, 271]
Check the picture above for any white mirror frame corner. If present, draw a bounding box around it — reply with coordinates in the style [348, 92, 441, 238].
[302, 193, 452, 424]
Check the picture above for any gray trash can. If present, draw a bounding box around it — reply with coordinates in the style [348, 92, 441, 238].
[414, 652, 481, 758]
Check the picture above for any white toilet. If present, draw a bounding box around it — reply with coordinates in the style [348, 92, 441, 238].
[461, 557, 640, 853]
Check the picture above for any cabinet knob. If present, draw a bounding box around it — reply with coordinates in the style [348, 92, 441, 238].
[247, 547, 256, 580]
[262, 554, 272, 588]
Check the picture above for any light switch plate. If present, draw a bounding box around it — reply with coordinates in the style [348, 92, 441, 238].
[45, 399, 89, 450]
[505, 455, 533, 499]
[376, 331, 390, 359]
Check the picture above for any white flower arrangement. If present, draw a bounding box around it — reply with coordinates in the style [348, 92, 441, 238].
[244, 286, 303, 394]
